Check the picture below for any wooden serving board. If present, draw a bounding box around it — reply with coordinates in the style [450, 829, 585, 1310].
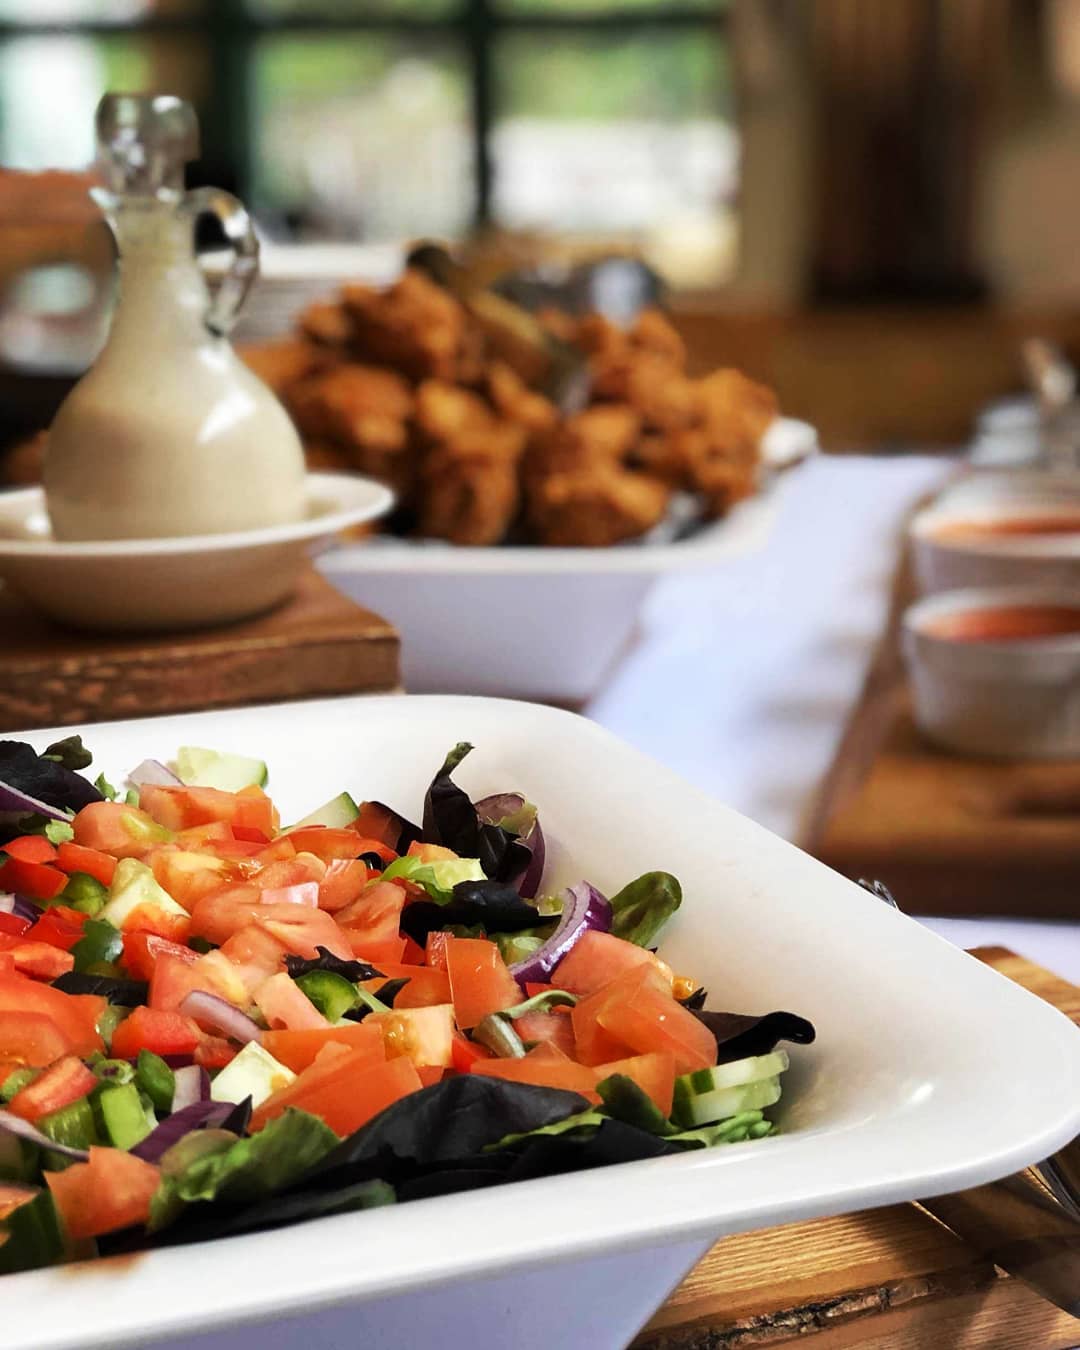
[0, 568, 400, 731]
[639, 947, 1080, 1350]
[801, 557, 1080, 917]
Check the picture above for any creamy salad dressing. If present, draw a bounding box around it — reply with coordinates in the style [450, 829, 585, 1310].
[44, 95, 305, 542]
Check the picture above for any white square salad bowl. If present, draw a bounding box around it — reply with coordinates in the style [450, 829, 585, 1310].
[6, 695, 1080, 1350]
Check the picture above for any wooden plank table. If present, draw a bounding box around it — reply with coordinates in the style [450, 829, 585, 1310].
[639, 947, 1080, 1350]
[0, 568, 400, 731]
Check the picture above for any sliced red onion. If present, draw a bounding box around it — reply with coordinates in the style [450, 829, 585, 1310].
[130, 1100, 237, 1164]
[509, 880, 612, 988]
[476, 793, 546, 899]
[171, 1063, 210, 1112]
[0, 780, 72, 823]
[0, 1107, 90, 1161]
[179, 991, 263, 1045]
[11, 894, 40, 923]
[128, 759, 182, 788]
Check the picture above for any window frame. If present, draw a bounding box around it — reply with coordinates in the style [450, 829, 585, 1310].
[0, 0, 731, 228]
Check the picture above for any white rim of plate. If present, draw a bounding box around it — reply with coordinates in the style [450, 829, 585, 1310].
[0, 472, 394, 558]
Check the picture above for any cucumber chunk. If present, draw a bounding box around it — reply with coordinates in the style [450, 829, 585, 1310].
[672, 1076, 782, 1129]
[289, 791, 360, 830]
[175, 746, 269, 792]
[677, 1051, 789, 1099]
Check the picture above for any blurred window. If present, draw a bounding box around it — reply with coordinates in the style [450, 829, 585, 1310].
[0, 0, 736, 284]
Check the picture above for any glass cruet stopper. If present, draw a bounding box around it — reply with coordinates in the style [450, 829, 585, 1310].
[92, 92, 259, 336]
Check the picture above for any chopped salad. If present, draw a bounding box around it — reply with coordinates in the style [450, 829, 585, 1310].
[0, 735, 814, 1274]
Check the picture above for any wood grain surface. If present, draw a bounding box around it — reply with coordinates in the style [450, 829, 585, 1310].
[803, 555, 1080, 917]
[0, 568, 400, 730]
[637, 947, 1080, 1350]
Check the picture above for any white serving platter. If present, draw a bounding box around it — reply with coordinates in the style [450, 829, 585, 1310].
[320, 418, 817, 701]
[5, 694, 1080, 1350]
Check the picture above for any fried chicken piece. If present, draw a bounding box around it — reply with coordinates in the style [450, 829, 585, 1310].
[697, 368, 779, 461]
[485, 361, 558, 437]
[627, 431, 689, 486]
[342, 268, 466, 381]
[536, 306, 579, 345]
[416, 440, 521, 546]
[238, 339, 334, 397]
[414, 380, 497, 446]
[527, 465, 671, 547]
[523, 403, 641, 490]
[286, 364, 413, 489]
[299, 300, 354, 348]
[670, 426, 758, 519]
[592, 351, 698, 432]
[630, 309, 686, 366]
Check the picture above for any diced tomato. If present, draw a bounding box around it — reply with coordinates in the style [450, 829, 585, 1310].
[251, 1043, 421, 1136]
[250, 837, 298, 866]
[406, 840, 459, 863]
[201, 839, 264, 861]
[514, 1009, 577, 1059]
[73, 801, 172, 858]
[0, 953, 14, 977]
[592, 1050, 677, 1116]
[367, 1004, 455, 1068]
[425, 931, 450, 970]
[149, 950, 246, 1014]
[232, 825, 269, 844]
[139, 783, 277, 837]
[174, 821, 234, 847]
[400, 936, 426, 966]
[351, 802, 404, 851]
[254, 971, 330, 1031]
[258, 881, 321, 908]
[189, 884, 308, 944]
[45, 1147, 160, 1240]
[262, 1021, 384, 1074]
[594, 965, 716, 1076]
[0, 973, 103, 1057]
[121, 932, 197, 982]
[552, 930, 668, 997]
[317, 859, 372, 913]
[253, 860, 323, 893]
[148, 848, 231, 911]
[3, 835, 57, 865]
[122, 903, 191, 945]
[256, 908, 353, 961]
[335, 881, 406, 964]
[445, 936, 521, 1030]
[282, 827, 366, 863]
[450, 1032, 492, 1072]
[417, 1066, 444, 1087]
[365, 962, 451, 1010]
[524, 982, 557, 999]
[471, 1045, 599, 1101]
[0, 1011, 72, 1066]
[0, 913, 31, 938]
[0, 856, 67, 902]
[55, 842, 117, 887]
[194, 1037, 238, 1070]
[218, 926, 288, 995]
[0, 937, 75, 981]
[233, 785, 278, 837]
[23, 907, 87, 952]
[7, 1055, 97, 1123]
[110, 1006, 201, 1059]
[571, 982, 637, 1066]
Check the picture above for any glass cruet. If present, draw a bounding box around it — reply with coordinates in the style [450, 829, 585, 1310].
[45, 93, 306, 542]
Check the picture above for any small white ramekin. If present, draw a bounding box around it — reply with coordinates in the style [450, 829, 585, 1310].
[910, 479, 1080, 594]
[902, 586, 1080, 759]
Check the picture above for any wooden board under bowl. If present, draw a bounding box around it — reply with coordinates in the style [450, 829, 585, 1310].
[801, 556, 1080, 918]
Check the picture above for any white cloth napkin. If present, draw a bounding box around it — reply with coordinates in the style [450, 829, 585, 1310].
[588, 454, 1080, 983]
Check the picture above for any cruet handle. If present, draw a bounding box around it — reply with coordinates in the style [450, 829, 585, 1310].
[186, 186, 259, 337]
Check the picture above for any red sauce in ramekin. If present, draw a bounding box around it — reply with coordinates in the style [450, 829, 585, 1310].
[932, 514, 1080, 542]
[923, 605, 1080, 642]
